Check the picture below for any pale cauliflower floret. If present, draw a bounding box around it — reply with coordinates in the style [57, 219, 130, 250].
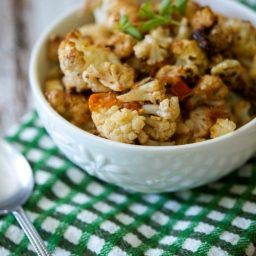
[187, 75, 229, 109]
[58, 30, 120, 92]
[83, 62, 135, 92]
[144, 116, 177, 141]
[87, 0, 139, 29]
[134, 27, 173, 65]
[142, 97, 180, 121]
[117, 79, 165, 104]
[172, 39, 208, 75]
[79, 24, 112, 46]
[91, 106, 145, 144]
[210, 119, 236, 139]
[107, 32, 136, 58]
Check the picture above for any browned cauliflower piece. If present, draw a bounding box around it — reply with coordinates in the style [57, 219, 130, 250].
[142, 97, 180, 121]
[89, 93, 145, 144]
[223, 18, 256, 59]
[45, 79, 90, 127]
[79, 24, 112, 46]
[187, 75, 229, 109]
[58, 30, 120, 92]
[106, 32, 137, 58]
[233, 100, 253, 126]
[156, 65, 197, 84]
[185, 106, 228, 139]
[134, 27, 173, 65]
[47, 36, 63, 62]
[185, 1, 200, 20]
[117, 78, 165, 104]
[191, 7, 217, 30]
[210, 119, 236, 139]
[83, 62, 135, 92]
[172, 39, 208, 75]
[144, 116, 177, 142]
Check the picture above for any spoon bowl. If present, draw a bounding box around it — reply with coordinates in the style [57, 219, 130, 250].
[0, 140, 50, 256]
[0, 141, 33, 214]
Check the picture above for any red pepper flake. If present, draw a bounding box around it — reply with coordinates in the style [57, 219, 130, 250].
[170, 77, 193, 100]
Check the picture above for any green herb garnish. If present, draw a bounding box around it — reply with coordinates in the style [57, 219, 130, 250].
[120, 15, 142, 40]
[120, 0, 188, 39]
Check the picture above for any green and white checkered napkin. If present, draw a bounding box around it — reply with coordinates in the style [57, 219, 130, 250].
[0, 110, 255, 256]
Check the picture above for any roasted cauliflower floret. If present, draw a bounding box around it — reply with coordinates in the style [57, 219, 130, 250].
[191, 7, 217, 30]
[45, 79, 90, 127]
[211, 59, 243, 81]
[89, 93, 145, 144]
[83, 62, 135, 92]
[144, 116, 177, 142]
[172, 39, 208, 75]
[58, 30, 120, 92]
[79, 24, 112, 46]
[47, 36, 63, 62]
[142, 97, 180, 121]
[210, 118, 236, 139]
[117, 78, 165, 104]
[233, 100, 253, 126]
[187, 75, 229, 109]
[107, 32, 136, 58]
[87, 0, 139, 29]
[185, 106, 228, 139]
[134, 27, 173, 65]
[223, 18, 256, 59]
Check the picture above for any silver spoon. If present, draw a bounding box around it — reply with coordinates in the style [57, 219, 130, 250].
[0, 140, 50, 256]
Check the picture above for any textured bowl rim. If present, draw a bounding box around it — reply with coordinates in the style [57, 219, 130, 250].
[29, 0, 256, 152]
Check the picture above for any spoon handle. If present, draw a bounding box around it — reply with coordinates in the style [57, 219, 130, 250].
[12, 207, 51, 256]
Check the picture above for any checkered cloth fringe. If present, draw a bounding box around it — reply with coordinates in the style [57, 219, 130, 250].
[0, 2, 256, 256]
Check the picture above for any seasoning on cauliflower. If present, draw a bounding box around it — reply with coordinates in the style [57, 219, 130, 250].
[187, 75, 229, 109]
[210, 118, 236, 139]
[144, 116, 177, 142]
[191, 7, 217, 30]
[134, 27, 173, 65]
[45, 79, 90, 127]
[117, 78, 165, 104]
[107, 32, 137, 58]
[83, 62, 135, 92]
[142, 97, 180, 121]
[58, 30, 120, 92]
[172, 39, 208, 75]
[89, 93, 145, 144]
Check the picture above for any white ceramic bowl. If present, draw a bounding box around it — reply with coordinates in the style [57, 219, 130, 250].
[30, 0, 256, 193]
